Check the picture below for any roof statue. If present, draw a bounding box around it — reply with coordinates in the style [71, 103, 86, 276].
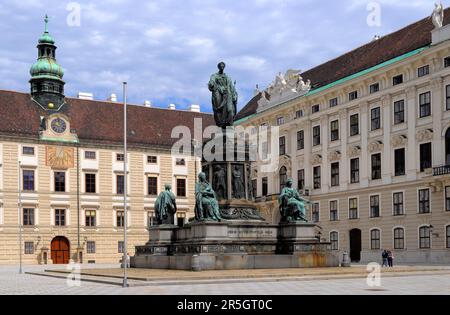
[432, 2, 444, 29]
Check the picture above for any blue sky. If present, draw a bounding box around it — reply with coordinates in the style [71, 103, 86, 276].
[0, 0, 443, 112]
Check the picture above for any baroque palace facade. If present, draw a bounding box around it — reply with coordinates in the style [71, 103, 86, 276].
[0, 18, 214, 265]
[236, 8, 450, 264]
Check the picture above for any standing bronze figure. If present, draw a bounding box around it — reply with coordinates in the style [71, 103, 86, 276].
[154, 184, 177, 225]
[208, 62, 238, 128]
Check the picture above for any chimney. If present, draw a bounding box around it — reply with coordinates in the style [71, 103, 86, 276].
[78, 92, 94, 100]
[108, 93, 117, 102]
[189, 104, 200, 113]
[144, 100, 152, 107]
[168, 104, 176, 110]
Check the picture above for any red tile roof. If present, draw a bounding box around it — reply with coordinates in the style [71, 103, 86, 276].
[0, 90, 215, 148]
[235, 8, 450, 122]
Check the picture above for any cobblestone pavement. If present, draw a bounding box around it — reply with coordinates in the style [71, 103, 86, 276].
[1, 265, 449, 295]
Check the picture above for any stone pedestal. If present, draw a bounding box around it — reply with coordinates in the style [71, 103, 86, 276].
[132, 221, 339, 271]
[432, 24, 450, 45]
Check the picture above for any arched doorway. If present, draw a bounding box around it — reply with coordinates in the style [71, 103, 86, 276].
[51, 236, 70, 264]
[349, 229, 362, 262]
[446, 128, 450, 165]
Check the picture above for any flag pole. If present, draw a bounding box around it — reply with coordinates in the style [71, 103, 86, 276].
[18, 161, 23, 274]
[122, 82, 128, 288]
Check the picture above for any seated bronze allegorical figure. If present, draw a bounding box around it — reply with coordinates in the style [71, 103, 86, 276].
[279, 178, 310, 223]
[195, 172, 222, 222]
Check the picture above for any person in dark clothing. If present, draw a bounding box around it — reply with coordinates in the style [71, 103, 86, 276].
[382, 250, 389, 267]
[387, 250, 394, 267]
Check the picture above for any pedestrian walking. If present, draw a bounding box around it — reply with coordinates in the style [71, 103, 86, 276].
[382, 249, 389, 267]
[387, 250, 394, 268]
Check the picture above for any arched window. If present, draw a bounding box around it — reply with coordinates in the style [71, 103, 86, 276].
[370, 229, 381, 250]
[394, 228, 405, 250]
[446, 128, 450, 165]
[330, 232, 339, 251]
[419, 226, 431, 249]
[279, 166, 287, 192]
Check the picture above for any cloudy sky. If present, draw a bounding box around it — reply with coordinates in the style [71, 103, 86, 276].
[0, 0, 443, 112]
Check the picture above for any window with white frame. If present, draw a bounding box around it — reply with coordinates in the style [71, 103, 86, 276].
[370, 229, 381, 250]
[394, 100, 405, 124]
[370, 195, 380, 218]
[419, 226, 431, 249]
[85, 210, 96, 227]
[86, 241, 96, 254]
[84, 151, 96, 160]
[393, 192, 404, 216]
[446, 186, 450, 212]
[24, 242, 34, 255]
[419, 92, 431, 118]
[447, 226, 450, 249]
[394, 228, 405, 250]
[350, 114, 359, 136]
[116, 210, 125, 228]
[330, 232, 339, 250]
[417, 65, 429, 77]
[147, 155, 157, 164]
[55, 209, 66, 227]
[349, 198, 358, 220]
[22, 146, 35, 156]
[371, 107, 381, 131]
[312, 203, 320, 223]
[418, 189, 430, 214]
[330, 201, 338, 221]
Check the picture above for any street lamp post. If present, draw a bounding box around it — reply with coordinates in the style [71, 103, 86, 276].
[122, 82, 129, 288]
[18, 161, 23, 274]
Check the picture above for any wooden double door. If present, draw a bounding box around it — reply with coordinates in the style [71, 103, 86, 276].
[51, 237, 70, 264]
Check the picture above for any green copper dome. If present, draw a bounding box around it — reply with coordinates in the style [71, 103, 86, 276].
[38, 15, 55, 44]
[30, 59, 64, 79]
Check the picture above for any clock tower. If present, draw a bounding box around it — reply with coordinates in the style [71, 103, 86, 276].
[29, 15, 66, 111]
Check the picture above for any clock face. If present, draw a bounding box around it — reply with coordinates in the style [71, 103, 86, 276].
[51, 118, 67, 134]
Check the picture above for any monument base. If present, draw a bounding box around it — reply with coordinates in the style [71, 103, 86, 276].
[132, 221, 339, 271]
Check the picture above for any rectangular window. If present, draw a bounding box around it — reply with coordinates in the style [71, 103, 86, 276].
[116, 211, 125, 228]
[176, 158, 186, 166]
[330, 120, 339, 142]
[394, 228, 405, 250]
[24, 242, 34, 255]
[55, 209, 65, 227]
[148, 177, 158, 196]
[54, 172, 66, 192]
[85, 174, 96, 193]
[350, 114, 359, 136]
[349, 91, 358, 101]
[394, 100, 405, 124]
[445, 56, 450, 68]
[329, 98, 338, 108]
[311, 104, 320, 114]
[297, 169, 305, 191]
[297, 131, 304, 150]
[84, 151, 96, 160]
[312, 203, 320, 223]
[313, 166, 321, 190]
[394, 148, 406, 176]
[370, 195, 380, 218]
[279, 136, 286, 156]
[371, 230, 381, 250]
[147, 156, 157, 164]
[393, 74, 403, 86]
[313, 126, 321, 146]
[371, 107, 381, 131]
[22, 147, 35, 156]
[393, 192, 404, 216]
[418, 65, 430, 77]
[23, 170, 35, 191]
[369, 83, 380, 94]
[85, 210, 96, 227]
[419, 92, 431, 118]
[87, 241, 96, 254]
[418, 189, 430, 214]
[252, 179, 257, 198]
[447, 226, 450, 249]
[350, 158, 360, 184]
[446, 85, 450, 111]
[116, 153, 125, 162]
[116, 175, 125, 195]
[330, 201, 338, 221]
[349, 198, 358, 220]
[419, 227, 431, 249]
[277, 117, 285, 125]
[446, 186, 450, 212]
[262, 177, 268, 196]
[23, 208, 35, 226]
[371, 153, 382, 180]
[330, 162, 339, 187]
[118, 241, 124, 254]
[420, 143, 432, 172]
[147, 212, 156, 228]
[176, 178, 186, 197]
[330, 232, 339, 250]
[295, 110, 304, 119]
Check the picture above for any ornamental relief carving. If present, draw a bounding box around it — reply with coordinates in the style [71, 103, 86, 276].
[347, 145, 361, 158]
[391, 134, 408, 148]
[280, 155, 292, 174]
[368, 140, 383, 153]
[328, 150, 341, 162]
[416, 129, 433, 142]
[310, 154, 322, 165]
